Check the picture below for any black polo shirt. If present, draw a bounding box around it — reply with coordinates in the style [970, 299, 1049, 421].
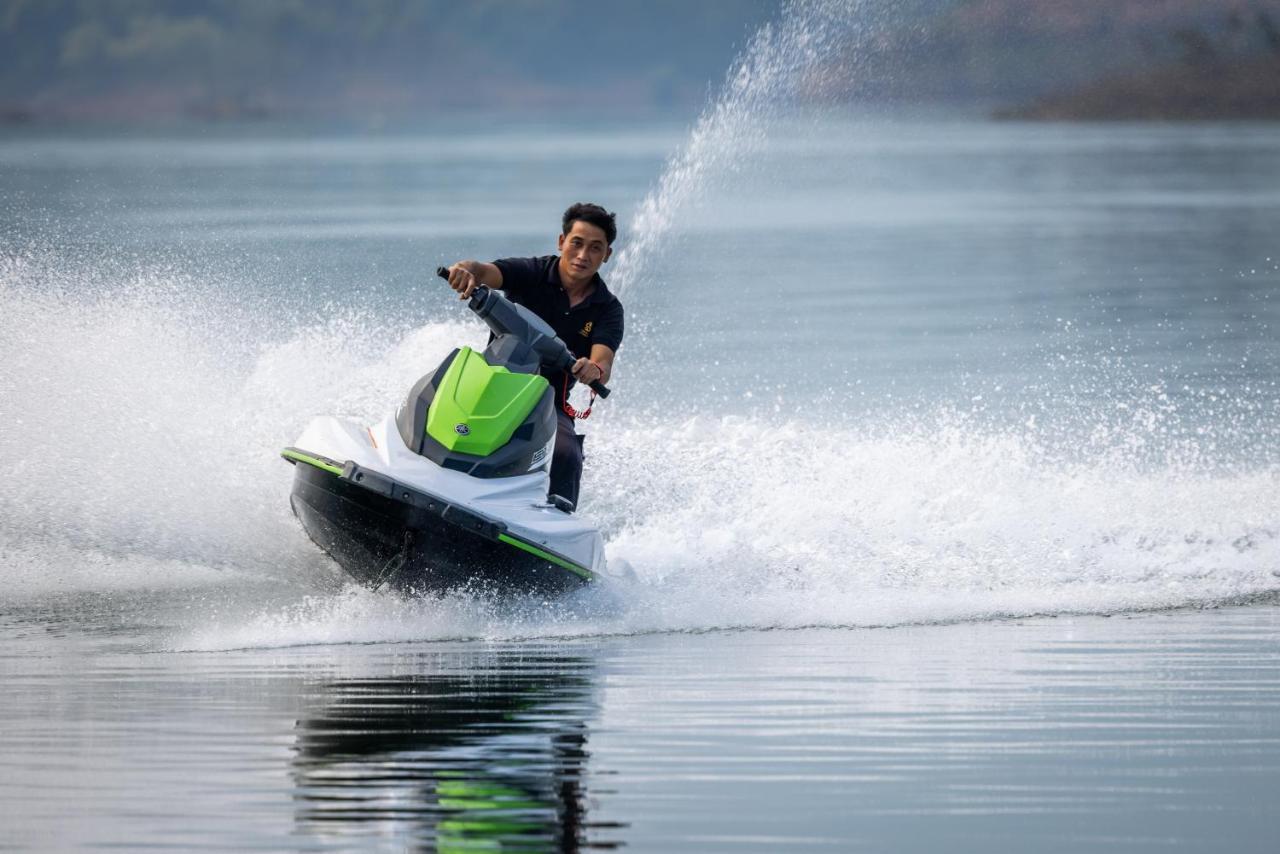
[492, 254, 625, 408]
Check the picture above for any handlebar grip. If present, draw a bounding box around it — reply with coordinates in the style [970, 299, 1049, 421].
[438, 266, 489, 307]
[589, 380, 611, 399]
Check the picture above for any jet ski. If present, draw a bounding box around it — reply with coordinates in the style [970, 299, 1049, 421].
[282, 269, 612, 597]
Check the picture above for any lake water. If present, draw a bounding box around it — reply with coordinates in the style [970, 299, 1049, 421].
[2, 110, 1279, 850]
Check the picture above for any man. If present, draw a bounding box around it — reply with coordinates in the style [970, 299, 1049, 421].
[443, 202, 624, 510]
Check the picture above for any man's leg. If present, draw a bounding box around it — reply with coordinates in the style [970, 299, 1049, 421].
[548, 410, 585, 509]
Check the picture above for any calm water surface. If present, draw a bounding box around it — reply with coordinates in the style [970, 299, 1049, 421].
[2, 611, 1279, 851]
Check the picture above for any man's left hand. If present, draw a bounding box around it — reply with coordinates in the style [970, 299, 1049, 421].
[571, 358, 603, 385]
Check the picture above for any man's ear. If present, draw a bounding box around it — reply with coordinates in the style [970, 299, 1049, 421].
[604, 246, 613, 263]
[557, 233, 566, 251]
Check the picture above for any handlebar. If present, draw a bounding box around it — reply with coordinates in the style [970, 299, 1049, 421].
[435, 266, 611, 399]
[435, 267, 492, 313]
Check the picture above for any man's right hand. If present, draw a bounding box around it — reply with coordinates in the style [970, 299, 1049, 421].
[444, 263, 479, 299]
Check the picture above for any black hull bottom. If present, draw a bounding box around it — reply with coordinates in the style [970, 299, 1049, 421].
[289, 462, 590, 598]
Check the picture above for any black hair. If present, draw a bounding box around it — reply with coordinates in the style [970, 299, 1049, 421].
[562, 202, 617, 246]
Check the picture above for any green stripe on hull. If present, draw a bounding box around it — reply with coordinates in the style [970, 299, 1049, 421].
[497, 534, 594, 581]
[280, 448, 344, 476]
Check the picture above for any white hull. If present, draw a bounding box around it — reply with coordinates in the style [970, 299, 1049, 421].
[293, 415, 607, 576]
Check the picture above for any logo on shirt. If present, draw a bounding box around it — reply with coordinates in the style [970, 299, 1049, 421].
[579, 321, 593, 337]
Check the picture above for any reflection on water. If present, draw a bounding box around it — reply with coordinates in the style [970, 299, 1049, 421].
[2, 614, 1279, 851]
[292, 652, 623, 851]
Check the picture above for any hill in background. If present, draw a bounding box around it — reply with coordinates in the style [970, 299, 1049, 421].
[2, 0, 1278, 123]
[825, 0, 1280, 118]
[0, 0, 780, 122]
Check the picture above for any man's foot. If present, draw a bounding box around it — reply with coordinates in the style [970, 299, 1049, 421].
[547, 494, 575, 513]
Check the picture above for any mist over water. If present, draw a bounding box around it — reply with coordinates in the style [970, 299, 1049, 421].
[613, 0, 867, 296]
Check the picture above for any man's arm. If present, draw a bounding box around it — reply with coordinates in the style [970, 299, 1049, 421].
[443, 261, 503, 299]
[571, 344, 616, 386]
[572, 297, 622, 387]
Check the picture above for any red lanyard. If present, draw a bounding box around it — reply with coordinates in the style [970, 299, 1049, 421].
[561, 369, 599, 420]
[563, 373, 596, 419]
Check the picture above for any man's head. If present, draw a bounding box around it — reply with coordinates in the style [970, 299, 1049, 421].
[557, 202, 616, 287]
[562, 202, 617, 246]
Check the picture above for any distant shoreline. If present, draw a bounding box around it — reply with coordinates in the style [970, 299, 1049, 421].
[997, 55, 1280, 121]
[6, 56, 1280, 128]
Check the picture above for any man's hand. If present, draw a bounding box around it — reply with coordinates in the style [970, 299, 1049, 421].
[444, 263, 480, 299]
[571, 357, 604, 386]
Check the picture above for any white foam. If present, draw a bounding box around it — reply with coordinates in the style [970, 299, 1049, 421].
[0, 253, 481, 600]
[4, 251, 1277, 650]
[591, 415, 1280, 628]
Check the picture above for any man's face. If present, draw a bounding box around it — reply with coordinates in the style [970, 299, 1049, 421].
[557, 220, 612, 285]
